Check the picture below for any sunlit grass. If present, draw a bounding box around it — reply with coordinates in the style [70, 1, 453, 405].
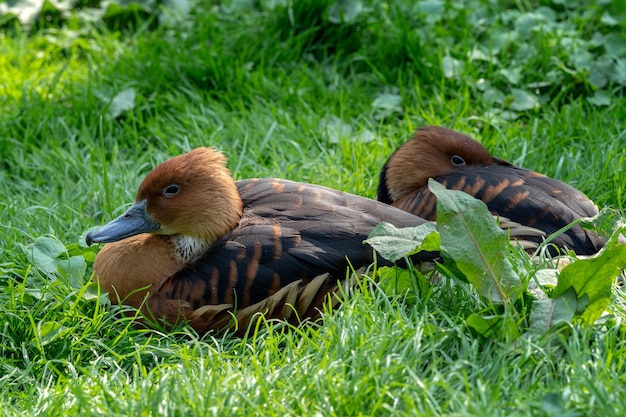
[1, 0, 626, 415]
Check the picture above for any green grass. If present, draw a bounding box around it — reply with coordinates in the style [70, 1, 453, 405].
[1, 0, 626, 415]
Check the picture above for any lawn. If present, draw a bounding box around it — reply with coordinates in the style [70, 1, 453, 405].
[1, 0, 626, 415]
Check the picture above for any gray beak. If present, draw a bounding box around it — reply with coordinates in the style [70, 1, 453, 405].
[86, 199, 160, 245]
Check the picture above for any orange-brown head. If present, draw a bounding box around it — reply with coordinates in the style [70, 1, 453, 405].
[87, 147, 243, 247]
[86, 147, 245, 307]
[377, 126, 494, 203]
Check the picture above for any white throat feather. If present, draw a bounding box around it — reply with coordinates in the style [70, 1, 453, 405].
[170, 235, 211, 263]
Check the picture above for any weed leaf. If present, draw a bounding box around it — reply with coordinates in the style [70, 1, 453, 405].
[38, 321, 70, 345]
[528, 287, 578, 333]
[24, 236, 66, 275]
[328, 0, 364, 24]
[24, 236, 88, 288]
[551, 240, 626, 324]
[587, 90, 611, 106]
[58, 256, 88, 289]
[371, 93, 403, 120]
[108, 87, 136, 118]
[366, 221, 440, 263]
[466, 313, 521, 339]
[429, 179, 522, 303]
[508, 88, 539, 111]
[376, 266, 429, 304]
[442, 56, 464, 78]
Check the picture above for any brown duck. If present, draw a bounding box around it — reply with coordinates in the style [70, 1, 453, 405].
[86, 147, 443, 336]
[377, 126, 605, 255]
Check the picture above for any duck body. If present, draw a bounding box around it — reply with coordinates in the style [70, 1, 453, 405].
[87, 148, 435, 335]
[377, 126, 605, 255]
[144, 178, 432, 309]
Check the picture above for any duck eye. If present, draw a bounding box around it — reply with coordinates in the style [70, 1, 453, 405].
[163, 184, 180, 197]
[451, 155, 466, 167]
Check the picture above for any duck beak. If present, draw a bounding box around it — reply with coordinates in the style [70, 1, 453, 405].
[86, 199, 160, 245]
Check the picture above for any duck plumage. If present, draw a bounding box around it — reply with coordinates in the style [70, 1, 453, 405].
[87, 147, 437, 336]
[377, 126, 605, 255]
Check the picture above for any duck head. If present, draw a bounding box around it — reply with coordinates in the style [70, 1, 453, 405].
[87, 147, 244, 248]
[378, 126, 493, 203]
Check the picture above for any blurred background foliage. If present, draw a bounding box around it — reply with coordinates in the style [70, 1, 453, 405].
[1, 0, 625, 109]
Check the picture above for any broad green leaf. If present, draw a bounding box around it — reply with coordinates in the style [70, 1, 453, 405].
[108, 87, 136, 118]
[542, 393, 566, 415]
[528, 287, 578, 334]
[435, 255, 469, 283]
[489, 28, 518, 52]
[82, 281, 109, 302]
[587, 90, 611, 106]
[38, 320, 70, 345]
[442, 56, 464, 78]
[376, 266, 429, 303]
[609, 0, 626, 21]
[417, 0, 444, 23]
[103, 1, 157, 18]
[588, 56, 615, 88]
[466, 313, 495, 336]
[319, 115, 375, 143]
[416, 0, 444, 15]
[328, 0, 364, 24]
[371, 93, 403, 120]
[571, 48, 594, 72]
[262, 0, 289, 9]
[160, 0, 193, 25]
[366, 222, 440, 263]
[320, 115, 352, 144]
[534, 269, 559, 288]
[508, 88, 539, 111]
[429, 179, 522, 303]
[24, 236, 66, 275]
[466, 313, 521, 339]
[514, 12, 548, 39]
[604, 32, 626, 56]
[528, 268, 559, 300]
[468, 47, 494, 63]
[551, 241, 626, 324]
[482, 87, 506, 105]
[535, 6, 557, 22]
[225, 0, 256, 12]
[44, 0, 74, 14]
[500, 68, 521, 85]
[57, 255, 87, 289]
[609, 58, 626, 85]
[600, 11, 619, 26]
[82, 250, 96, 263]
[23, 237, 90, 287]
[583, 207, 626, 238]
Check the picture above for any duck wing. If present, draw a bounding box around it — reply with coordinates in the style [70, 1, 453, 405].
[392, 164, 604, 255]
[492, 158, 599, 218]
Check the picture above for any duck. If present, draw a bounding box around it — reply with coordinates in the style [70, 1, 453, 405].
[86, 147, 443, 336]
[377, 126, 605, 256]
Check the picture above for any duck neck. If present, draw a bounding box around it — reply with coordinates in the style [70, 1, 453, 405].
[170, 234, 213, 263]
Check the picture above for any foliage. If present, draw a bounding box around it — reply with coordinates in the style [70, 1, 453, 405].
[367, 181, 626, 340]
[0, 0, 175, 28]
[2, 0, 626, 107]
